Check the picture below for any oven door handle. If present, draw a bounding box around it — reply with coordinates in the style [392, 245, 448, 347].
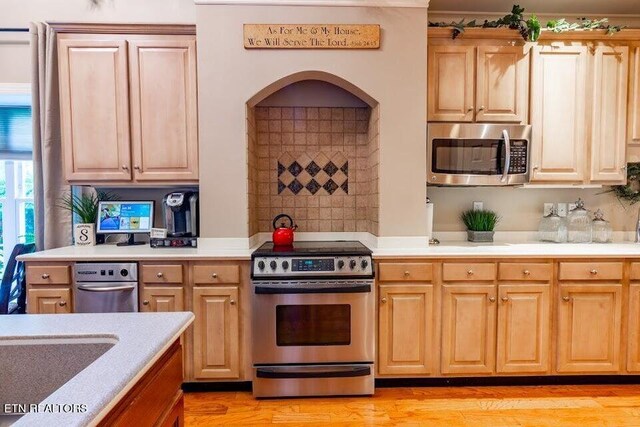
[256, 365, 371, 379]
[501, 129, 511, 183]
[254, 284, 371, 294]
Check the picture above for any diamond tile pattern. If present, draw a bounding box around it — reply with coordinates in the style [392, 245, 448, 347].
[278, 152, 348, 195]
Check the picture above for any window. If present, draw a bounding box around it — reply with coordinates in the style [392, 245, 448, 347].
[0, 85, 34, 272]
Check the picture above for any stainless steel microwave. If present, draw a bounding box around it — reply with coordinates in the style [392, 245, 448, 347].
[428, 123, 532, 186]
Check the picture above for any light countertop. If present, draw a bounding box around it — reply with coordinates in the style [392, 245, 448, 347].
[6, 312, 193, 427]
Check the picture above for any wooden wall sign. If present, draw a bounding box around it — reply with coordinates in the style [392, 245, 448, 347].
[244, 24, 380, 49]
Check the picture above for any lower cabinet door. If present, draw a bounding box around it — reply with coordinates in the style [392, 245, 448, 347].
[441, 284, 497, 374]
[628, 284, 640, 372]
[27, 288, 71, 314]
[496, 284, 551, 373]
[557, 284, 622, 373]
[140, 286, 184, 312]
[378, 284, 433, 375]
[192, 286, 240, 379]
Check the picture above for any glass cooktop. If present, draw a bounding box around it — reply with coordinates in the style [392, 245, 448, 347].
[252, 240, 372, 257]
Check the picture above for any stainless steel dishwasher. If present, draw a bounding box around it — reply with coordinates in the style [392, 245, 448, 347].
[74, 262, 139, 313]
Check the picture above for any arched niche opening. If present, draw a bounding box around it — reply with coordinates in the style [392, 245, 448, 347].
[246, 71, 380, 237]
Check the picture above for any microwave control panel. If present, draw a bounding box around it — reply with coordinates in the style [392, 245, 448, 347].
[507, 141, 528, 174]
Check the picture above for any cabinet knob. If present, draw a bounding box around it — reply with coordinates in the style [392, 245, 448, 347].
[41, 273, 50, 279]
[590, 269, 598, 275]
[467, 106, 474, 113]
[142, 300, 149, 306]
[122, 165, 129, 170]
[523, 270, 531, 276]
[58, 300, 67, 307]
[489, 296, 496, 303]
[229, 299, 236, 305]
[478, 106, 485, 111]
[467, 270, 474, 276]
[621, 165, 627, 171]
[381, 297, 387, 303]
[562, 296, 570, 302]
[156, 272, 164, 278]
[501, 296, 509, 302]
[211, 273, 218, 279]
[134, 165, 141, 170]
[533, 165, 539, 170]
[403, 271, 410, 277]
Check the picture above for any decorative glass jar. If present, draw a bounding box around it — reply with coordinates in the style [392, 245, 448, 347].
[538, 208, 567, 243]
[592, 209, 613, 243]
[566, 198, 592, 243]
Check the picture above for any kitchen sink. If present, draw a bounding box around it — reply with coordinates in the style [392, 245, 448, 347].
[0, 335, 117, 426]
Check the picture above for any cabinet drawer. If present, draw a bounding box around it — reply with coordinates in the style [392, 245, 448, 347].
[558, 262, 623, 281]
[193, 265, 240, 285]
[631, 263, 640, 280]
[141, 264, 184, 284]
[27, 266, 70, 285]
[498, 263, 552, 281]
[443, 263, 496, 281]
[378, 263, 433, 282]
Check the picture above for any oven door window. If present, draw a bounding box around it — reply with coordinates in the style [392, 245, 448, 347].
[276, 304, 351, 346]
[432, 138, 505, 175]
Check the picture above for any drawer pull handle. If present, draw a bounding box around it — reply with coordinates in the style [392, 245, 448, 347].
[590, 269, 598, 275]
[563, 296, 570, 302]
[156, 272, 164, 278]
[142, 300, 149, 306]
[229, 299, 236, 305]
[501, 296, 509, 302]
[467, 270, 474, 276]
[403, 271, 410, 277]
[212, 273, 218, 279]
[41, 273, 50, 279]
[58, 300, 67, 307]
[523, 270, 531, 276]
[489, 296, 496, 303]
[381, 297, 387, 303]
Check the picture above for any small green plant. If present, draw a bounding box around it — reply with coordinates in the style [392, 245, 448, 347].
[57, 190, 119, 224]
[460, 209, 500, 232]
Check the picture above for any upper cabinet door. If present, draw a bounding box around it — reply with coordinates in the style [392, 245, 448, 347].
[629, 47, 640, 154]
[428, 45, 475, 122]
[128, 36, 199, 182]
[58, 37, 132, 182]
[590, 45, 629, 183]
[476, 46, 529, 123]
[530, 45, 588, 183]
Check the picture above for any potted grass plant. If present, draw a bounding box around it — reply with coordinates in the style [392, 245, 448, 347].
[460, 209, 500, 243]
[58, 190, 118, 245]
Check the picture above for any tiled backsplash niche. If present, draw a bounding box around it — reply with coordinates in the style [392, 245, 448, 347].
[248, 105, 379, 235]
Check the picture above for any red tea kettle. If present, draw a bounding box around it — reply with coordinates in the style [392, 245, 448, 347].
[272, 214, 297, 246]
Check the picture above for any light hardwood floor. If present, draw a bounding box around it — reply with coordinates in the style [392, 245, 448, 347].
[184, 385, 640, 426]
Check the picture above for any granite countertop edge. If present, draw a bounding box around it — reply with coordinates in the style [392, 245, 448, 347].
[9, 312, 194, 427]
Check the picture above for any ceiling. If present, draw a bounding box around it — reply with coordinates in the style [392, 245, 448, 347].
[428, 0, 640, 15]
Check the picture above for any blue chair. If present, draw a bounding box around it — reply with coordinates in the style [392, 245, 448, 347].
[0, 243, 36, 314]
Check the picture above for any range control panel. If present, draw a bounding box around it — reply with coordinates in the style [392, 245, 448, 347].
[252, 255, 374, 278]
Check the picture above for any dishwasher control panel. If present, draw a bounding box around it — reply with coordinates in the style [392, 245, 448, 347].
[74, 262, 138, 282]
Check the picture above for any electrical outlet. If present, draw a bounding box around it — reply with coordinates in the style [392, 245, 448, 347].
[473, 201, 483, 211]
[557, 203, 568, 217]
[543, 203, 554, 216]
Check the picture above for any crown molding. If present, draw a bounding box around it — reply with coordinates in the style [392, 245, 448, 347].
[47, 23, 195, 35]
[195, 0, 428, 8]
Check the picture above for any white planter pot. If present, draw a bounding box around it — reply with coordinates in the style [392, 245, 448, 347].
[74, 223, 95, 246]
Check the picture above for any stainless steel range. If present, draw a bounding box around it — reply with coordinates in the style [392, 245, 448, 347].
[251, 241, 375, 398]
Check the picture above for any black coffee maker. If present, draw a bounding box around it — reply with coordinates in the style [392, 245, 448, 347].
[162, 191, 199, 237]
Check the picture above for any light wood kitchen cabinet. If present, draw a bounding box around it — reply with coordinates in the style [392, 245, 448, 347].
[441, 284, 496, 374]
[628, 284, 640, 371]
[557, 284, 622, 373]
[140, 286, 184, 312]
[128, 37, 199, 182]
[629, 47, 640, 160]
[496, 284, 551, 373]
[192, 286, 240, 379]
[427, 44, 529, 123]
[57, 30, 198, 184]
[58, 37, 132, 182]
[530, 44, 588, 183]
[590, 45, 629, 183]
[378, 284, 434, 375]
[428, 45, 475, 122]
[27, 288, 72, 314]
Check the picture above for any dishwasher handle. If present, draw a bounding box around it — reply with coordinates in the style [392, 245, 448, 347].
[77, 284, 136, 292]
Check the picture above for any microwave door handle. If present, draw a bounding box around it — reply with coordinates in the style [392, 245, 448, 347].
[501, 129, 511, 183]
